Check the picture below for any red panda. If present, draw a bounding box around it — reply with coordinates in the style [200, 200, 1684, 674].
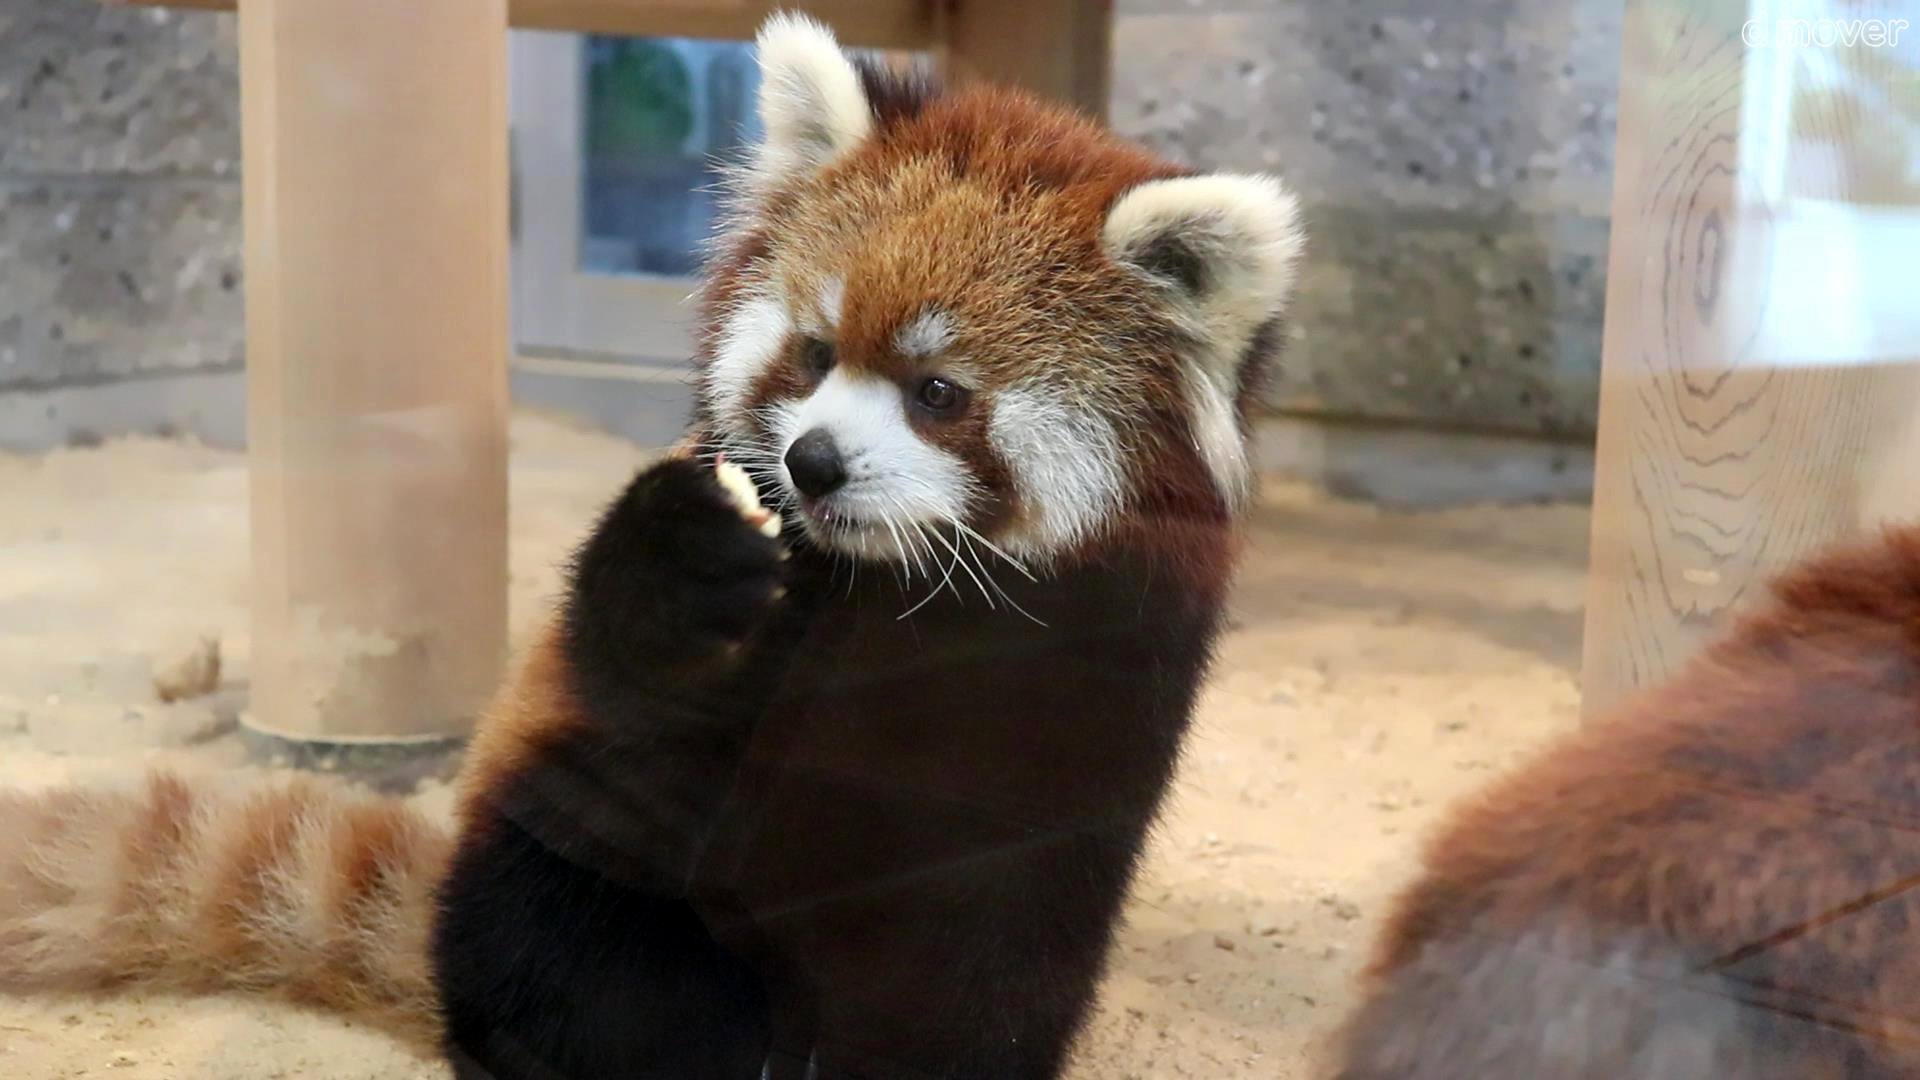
[0, 14, 1301, 1080]
[1332, 525, 1920, 1080]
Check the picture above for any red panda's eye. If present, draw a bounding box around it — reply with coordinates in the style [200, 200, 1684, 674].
[916, 376, 966, 414]
[801, 337, 835, 377]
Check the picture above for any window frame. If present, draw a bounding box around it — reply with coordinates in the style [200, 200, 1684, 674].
[509, 30, 701, 365]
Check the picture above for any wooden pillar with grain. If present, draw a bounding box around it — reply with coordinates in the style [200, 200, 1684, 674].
[240, 0, 510, 754]
[938, 0, 1112, 118]
[1581, 0, 1920, 718]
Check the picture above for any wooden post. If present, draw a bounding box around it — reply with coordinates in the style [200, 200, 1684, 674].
[937, 0, 1112, 118]
[240, 0, 510, 748]
[1581, 0, 1920, 718]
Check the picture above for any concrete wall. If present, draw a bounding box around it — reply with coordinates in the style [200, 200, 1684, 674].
[0, 1, 1619, 453]
[0, 2, 244, 448]
[1113, 0, 1620, 439]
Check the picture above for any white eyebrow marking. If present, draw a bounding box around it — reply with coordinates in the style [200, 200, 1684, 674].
[818, 276, 846, 329]
[894, 309, 956, 358]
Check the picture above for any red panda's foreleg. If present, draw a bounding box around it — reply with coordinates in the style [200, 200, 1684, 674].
[434, 456, 800, 1079]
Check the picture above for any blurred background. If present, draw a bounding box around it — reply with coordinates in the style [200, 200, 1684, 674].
[2, 2, 1918, 1078]
[0, 0, 1617, 501]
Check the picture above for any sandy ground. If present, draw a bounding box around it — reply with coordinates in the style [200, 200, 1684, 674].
[0, 411, 1590, 1079]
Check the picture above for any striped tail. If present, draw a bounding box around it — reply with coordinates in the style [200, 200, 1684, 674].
[0, 770, 450, 1052]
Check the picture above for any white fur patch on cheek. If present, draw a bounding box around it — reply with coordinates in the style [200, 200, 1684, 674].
[704, 295, 791, 431]
[1181, 365, 1252, 508]
[988, 386, 1126, 557]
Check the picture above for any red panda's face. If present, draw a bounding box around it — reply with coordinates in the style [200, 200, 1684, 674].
[697, 16, 1304, 571]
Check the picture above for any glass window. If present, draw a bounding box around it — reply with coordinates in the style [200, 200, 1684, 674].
[579, 35, 762, 278]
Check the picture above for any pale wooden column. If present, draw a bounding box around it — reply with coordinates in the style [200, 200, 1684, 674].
[937, 0, 1112, 118]
[241, 0, 510, 747]
[1581, 0, 1920, 718]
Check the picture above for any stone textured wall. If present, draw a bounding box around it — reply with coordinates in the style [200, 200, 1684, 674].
[0, 1, 243, 441]
[1113, 0, 1621, 439]
[0, 1, 1619, 446]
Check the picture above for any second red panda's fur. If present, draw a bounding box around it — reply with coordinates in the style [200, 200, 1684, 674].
[1334, 524, 1920, 1079]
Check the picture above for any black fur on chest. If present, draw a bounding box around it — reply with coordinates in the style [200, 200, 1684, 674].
[698, 537, 1220, 914]
[436, 474, 1234, 1080]
[690, 535, 1227, 1075]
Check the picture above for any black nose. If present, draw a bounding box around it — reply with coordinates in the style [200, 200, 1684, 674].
[784, 428, 847, 499]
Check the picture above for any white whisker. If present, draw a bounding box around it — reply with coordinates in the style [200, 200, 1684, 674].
[951, 521, 1038, 582]
[898, 522, 965, 620]
[925, 526, 996, 610]
[956, 522, 1047, 626]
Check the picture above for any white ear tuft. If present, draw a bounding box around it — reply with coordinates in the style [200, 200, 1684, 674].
[1103, 173, 1304, 342]
[753, 14, 873, 186]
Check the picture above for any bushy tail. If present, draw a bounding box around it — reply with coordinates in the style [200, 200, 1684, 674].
[0, 770, 450, 1052]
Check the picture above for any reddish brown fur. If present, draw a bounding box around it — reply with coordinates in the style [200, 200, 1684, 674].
[1336, 524, 1920, 1078]
[701, 80, 1231, 555]
[452, 616, 588, 829]
[0, 770, 449, 1052]
[197, 785, 326, 974]
[106, 771, 199, 971]
[0, 52, 1272, 1075]
[0, 620, 589, 1053]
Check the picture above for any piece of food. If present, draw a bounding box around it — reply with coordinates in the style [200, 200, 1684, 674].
[714, 455, 781, 538]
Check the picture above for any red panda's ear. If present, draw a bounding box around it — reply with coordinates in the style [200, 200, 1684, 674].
[1105, 174, 1304, 506]
[1103, 173, 1304, 368]
[751, 14, 874, 189]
